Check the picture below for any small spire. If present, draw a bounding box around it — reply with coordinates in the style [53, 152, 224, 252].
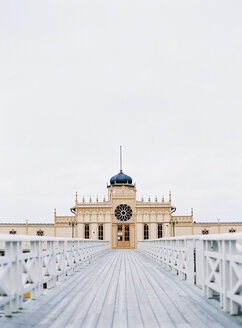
[54, 208, 56, 217]
[155, 195, 157, 202]
[141, 195, 144, 202]
[75, 192, 78, 203]
[148, 195, 151, 202]
[96, 195, 99, 202]
[162, 195, 164, 202]
[89, 196, 92, 203]
[103, 196, 106, 202]
[191, 208, 194, 216]
[82, 196, 85, 203]
[169, 191, 171, 202]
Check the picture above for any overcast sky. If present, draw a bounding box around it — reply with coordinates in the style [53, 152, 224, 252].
[0, 0, 241, 223]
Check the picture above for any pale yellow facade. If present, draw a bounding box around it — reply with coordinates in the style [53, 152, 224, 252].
[0, 175, 241, 247]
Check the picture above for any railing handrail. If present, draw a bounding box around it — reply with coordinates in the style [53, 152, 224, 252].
[138, 232, 242, 242]
[0, 234, 109, 242]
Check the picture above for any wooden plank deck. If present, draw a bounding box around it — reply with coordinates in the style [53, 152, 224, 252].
[0, 250, 241, 328]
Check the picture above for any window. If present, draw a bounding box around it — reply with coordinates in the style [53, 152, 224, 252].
[85, 224, 89, 239]
[117, 225, 122, 241]
[144, 224, 149, 240]
[125, 225, 130, 241]
[9, 229, 16, 235]
[115, 204, 132, 221]
[37, 230, 44, 236]
[98, 224, 103, 240]
[229, 228, 236, 233]
[202, 229, 209, 235]
[157, 224, 162, 238]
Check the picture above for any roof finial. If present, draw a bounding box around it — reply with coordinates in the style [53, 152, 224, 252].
[120, 145, 122, 172]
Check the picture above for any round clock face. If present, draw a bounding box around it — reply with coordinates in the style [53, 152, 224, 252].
[115, 204, 132, 221]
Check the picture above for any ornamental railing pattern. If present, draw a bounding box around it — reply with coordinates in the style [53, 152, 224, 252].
[0, 235, 109, 316]
[138, 233, 242, 316]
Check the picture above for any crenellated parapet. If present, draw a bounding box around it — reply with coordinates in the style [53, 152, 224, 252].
[172, 216, 193, 223]
[55, 216, 76, 225]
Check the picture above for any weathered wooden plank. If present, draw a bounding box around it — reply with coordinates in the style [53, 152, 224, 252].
[48, 252, 118, 328]
[131, 252, 188, 328]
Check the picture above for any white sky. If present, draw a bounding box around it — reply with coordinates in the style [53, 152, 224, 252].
[0, 0, 241, 223]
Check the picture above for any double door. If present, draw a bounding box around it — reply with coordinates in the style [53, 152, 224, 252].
[117, 224, 130, 248]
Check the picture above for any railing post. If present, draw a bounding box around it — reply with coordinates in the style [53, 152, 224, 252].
[177, 239, 183, 280]
[195, 239, 203, 287]
[47, 240, 57, 289]
[222, 239, 240, 315]
[57, 241, 65, 281]
[186, 239, 194, 285]
[31, 241, 43, 300]
[202, 240, 214, 299]
[4, 241, 22, 315]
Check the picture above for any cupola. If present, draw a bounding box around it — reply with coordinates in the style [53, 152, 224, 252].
[110, 170, 133, 185]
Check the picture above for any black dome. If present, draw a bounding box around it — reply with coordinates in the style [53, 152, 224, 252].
[110, 170, 133, 185]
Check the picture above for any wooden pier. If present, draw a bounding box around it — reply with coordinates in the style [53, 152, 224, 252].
[1, 249, 241, 328]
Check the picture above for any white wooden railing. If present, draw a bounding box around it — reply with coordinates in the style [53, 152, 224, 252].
[0, 235, 109, 316]
[138, 233, 242, 316]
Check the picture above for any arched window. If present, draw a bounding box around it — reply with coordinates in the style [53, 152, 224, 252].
[144, 224, 149, 240]
[202, 229, 209, 235]
[37, 230, 44, 236]
[9, 229, 16, 235]
[229, 228, 236, 233]
[157, 224, 162, 238]
[98, 224, 103, 240]
[85, 224, 89, 239]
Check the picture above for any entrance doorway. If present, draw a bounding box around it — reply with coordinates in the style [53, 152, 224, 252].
[117, 224, 130, 248]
